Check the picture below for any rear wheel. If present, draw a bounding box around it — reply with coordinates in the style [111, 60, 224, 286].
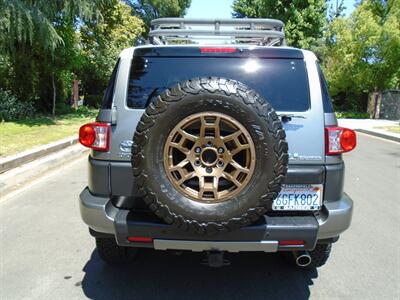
[163, 112, 256, 202]
[96, 238, 138, 263]
[308, 243, 332, 268]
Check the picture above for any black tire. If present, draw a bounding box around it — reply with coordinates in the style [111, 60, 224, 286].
[132, 77, 288, 234]
[96, 238, 138, 263]
[309, 243, 332, 268]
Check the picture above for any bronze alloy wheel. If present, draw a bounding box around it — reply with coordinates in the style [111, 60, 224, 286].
[163, 112, 256, 203]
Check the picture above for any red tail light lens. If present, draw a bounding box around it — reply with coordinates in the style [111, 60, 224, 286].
[79, 125, 96, 147]
[127, 236, 153, 243]
[325, 127, 356, 155]
[279, 240, 304, 246]
[200, 47, 237, 53]
[79, 122, 110, 151]
[340, 128, 357, 151]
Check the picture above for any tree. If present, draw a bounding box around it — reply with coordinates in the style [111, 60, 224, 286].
[327, 0, 346, 21]
[322, 0, 400, 109]
[232, 0, 327, 49]
[79, 0, 144, 103]
[0, 0, 105, 52]
[126, 0, 191, 34]
[0, 0, 110, 114]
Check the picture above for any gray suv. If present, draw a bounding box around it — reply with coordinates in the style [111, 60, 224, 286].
[78, 18, 356, 268]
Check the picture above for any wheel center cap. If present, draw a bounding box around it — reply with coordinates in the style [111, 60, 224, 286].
[201, 148, 218, 166]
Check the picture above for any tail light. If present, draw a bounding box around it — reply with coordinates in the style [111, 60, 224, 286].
[79, 122, 110, 151]
[325, 126, 357, 155]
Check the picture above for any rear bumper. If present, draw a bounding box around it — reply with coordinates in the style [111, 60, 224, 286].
[152, 240, 279, 252]
[79, 188, 353, 252]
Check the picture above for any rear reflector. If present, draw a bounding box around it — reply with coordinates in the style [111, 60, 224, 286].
[200, 47, 237, 53]
[279, 240, 304, 246]
[325, 126, 357, 155]
[127, 236, 153, 243]
[79, 122, 110, 151]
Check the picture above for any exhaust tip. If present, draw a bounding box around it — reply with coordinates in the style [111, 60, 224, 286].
[293, 251, 312, 267]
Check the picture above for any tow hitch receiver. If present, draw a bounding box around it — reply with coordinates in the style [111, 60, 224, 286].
[202, 251, 231, 267]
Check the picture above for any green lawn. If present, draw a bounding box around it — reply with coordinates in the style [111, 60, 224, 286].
[0, 113, 96, 157]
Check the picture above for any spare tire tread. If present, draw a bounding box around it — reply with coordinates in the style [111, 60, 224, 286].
[132, 77, 288, 234]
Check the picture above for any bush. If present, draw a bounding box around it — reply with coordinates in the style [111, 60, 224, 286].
[55, 101, 74, 115]
[0, 89, 36, 121]
[335, 111, 370, 119]
[84, 94, 103, 108]
[74, 105, 97, 118]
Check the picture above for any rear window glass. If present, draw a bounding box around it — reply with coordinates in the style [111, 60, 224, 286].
[127, 57, 310, 112]
[316, 63, 334, 113]
[101, 58, 120, 109]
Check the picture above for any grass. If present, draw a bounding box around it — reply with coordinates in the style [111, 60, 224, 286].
[375, 125, 400, 134]
[335, 111, 370, 119]
[0, 111, 97, 157]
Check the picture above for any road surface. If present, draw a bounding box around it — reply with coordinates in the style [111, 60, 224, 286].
[1, 133, 399, 300]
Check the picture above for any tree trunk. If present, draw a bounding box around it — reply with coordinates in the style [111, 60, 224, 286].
[52, 73, 56, 117]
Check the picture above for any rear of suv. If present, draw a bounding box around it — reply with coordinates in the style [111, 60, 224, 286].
[79, 18, 356, 268]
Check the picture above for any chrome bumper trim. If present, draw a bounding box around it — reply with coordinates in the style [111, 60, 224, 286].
[153, 239, 279, 252]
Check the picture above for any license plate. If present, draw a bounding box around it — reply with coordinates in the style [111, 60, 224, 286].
[272, 184, 323, 211]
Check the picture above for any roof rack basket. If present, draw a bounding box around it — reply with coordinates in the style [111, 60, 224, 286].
[149, 18, 286, 46]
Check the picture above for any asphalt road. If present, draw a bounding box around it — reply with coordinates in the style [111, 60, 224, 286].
[1, 133, 399, 300]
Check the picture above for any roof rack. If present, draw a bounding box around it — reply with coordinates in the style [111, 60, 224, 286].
[149, 18, 286, 47]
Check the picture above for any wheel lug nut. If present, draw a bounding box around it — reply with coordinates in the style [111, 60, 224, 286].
[207, 141, 213, 147]
[206, 167, 213, 174]
[217, 161, 224, 167]
[218, 147, 224, 154]
[194, 159, 201, 166]
[194, 147, 201, 154]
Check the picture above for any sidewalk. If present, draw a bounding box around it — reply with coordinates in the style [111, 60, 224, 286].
[0, 138, 88, 198]
[0, 136, 78, 173]
[338, 119, 400, 142]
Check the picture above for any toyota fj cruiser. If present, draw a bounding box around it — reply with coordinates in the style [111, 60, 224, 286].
[78, 18, 356, 268]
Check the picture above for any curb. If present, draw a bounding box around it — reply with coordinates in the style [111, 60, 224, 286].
[355, 129, 400, 143]
[0, 136, 78, 174]
[0, 143, 88, 198]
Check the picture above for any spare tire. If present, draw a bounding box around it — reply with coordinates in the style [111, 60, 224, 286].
[132, 77, 288, 234]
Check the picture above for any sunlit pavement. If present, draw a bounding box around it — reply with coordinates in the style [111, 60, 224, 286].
[1, 133, 399, 300]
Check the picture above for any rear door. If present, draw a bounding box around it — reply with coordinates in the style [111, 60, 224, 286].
[101, 46, 325, 166]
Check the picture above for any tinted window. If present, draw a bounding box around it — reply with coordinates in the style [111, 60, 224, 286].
[101, 59, 120, 109]
[127, 57, 310, 111]
[316, 63, 334, 113]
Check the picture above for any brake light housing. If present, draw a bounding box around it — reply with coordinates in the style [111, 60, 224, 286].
[325, 126, 357, 155]
[79, 122, 110, 151]
[200, 47, 237, 53]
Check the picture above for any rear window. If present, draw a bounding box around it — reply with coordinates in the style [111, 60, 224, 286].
[127, 57, 310, 112]
[316, 63, 334, 113]
[101, 59, 120, 109]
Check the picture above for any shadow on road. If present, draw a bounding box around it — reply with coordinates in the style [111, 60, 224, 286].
[81, 248, 318, 300]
